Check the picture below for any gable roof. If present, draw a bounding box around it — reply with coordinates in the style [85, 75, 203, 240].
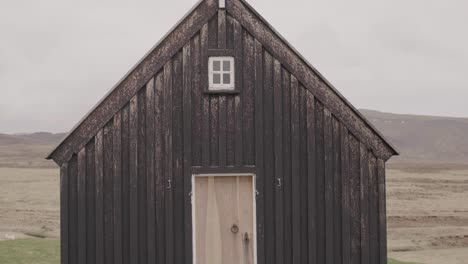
[47, 0, 398, 165]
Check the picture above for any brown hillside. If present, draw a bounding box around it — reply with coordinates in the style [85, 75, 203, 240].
[361, 109, 468, 163]
[0, 133, 66, 168]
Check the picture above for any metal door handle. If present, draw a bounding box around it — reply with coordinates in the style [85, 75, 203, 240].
[243, 232, 250, 243]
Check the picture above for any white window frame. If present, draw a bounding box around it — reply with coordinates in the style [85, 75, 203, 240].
[208, 56, 235, 90]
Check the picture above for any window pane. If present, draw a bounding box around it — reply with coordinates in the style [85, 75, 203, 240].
[223, 60, 231, 71]
[223, 73, 231, 84]
[213, 73, 221, 84]
[213, 60, 221, 71]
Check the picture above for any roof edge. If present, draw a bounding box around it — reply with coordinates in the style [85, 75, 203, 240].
[47, 0, 218, 163]
[232, 0, 398, 157]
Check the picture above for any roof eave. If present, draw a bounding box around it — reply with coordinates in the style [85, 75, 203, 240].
[236, 0, 399, 157]
[46, 0, 218, 163]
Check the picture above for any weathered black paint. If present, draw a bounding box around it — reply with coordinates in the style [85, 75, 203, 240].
[53, 1, 396, 264]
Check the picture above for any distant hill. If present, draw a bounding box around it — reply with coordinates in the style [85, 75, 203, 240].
[0, 132, 66, 168]
[0, 132, 65, 146]
[1, 110, 468, 168]
[361, 109, 468, 163]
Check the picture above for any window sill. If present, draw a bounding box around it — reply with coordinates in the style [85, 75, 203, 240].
[204, 89, 240, 95]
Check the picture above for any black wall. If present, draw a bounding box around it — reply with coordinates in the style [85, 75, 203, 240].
[60, 10, 388, 264]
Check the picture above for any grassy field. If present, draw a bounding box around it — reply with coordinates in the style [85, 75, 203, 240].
[0, 239, 59, 264]
[0, 238, 412, 264]
[388, 259, 420, 264]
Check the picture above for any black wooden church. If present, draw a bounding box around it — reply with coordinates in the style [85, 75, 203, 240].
[47, 0, 398, 263]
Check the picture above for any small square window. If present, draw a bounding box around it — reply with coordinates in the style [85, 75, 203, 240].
[213, 60, 221, 71]
[209, 57, 234, 90]
[223, 73, 231, 84]
[223, 61, 230, 71]
[213, 73, 221, 84]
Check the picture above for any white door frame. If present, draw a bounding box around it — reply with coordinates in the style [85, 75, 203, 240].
[191, 173, 258, 264]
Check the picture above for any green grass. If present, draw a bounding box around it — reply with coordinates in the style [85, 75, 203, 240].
[0, 239, 416, 264]
[389, 258, 420, 264]
[0, 239, 59, 264]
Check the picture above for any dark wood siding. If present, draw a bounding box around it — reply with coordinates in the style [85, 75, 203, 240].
[60, 9, 389, 264]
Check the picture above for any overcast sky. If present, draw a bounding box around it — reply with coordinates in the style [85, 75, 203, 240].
[1, 0, 467, 133]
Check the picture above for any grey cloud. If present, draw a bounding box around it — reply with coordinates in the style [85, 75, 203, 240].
[1, 0, 467, 133]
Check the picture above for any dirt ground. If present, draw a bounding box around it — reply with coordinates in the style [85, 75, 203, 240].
[0, 165, 467, 263]
[386, 165, 468, 264]
[0, 168, 59, 240]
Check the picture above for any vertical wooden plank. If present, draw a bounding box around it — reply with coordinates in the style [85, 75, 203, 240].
[349, 135, 361, 264]
[217, 11, 227, 167]
[233, 19, 243, 166]
[315, 101, 325, 264]
[191, 33, 202, 166]
[341, 126, 351, 264]
[226, 16, 235, 165]
[300, 86, 309, 258]
[377, 159, 387, 264]
[129, 96, 139, 264]
[121, 105, 130, 264]
[210, 15, 219, 166]
[77, 148, 86, 264]
[218, 9, 226, 49]
[103, 122, 114, 264]
[210, 103, 219, 166]
[226, 94, 235, 166]
[173, 51, 185, 264]
[85, 141, 96, 264]
[243, 31, 255, 165]
[219, 94, 227, 167]
[68, 156, 78, 264]
[368, 154, 379, 264]
[291, 76, 301, 264]
[113, 112, 123, 264]
[360, 143, 370, 264]
[60, 163, 69, 264]
[183, 43, 193, 264]
[306, 91, 316, 263]
[208, 14, 218, 49]
[263, 51, 275, 264]
[299, 86, 309, 263]
[137, 89, 147, 264]
[324, 109, 334, 264]
[194, 177, 209, 264]
[282, 69, 292, 264]
[273, 59, 284, 264]
[237, 176, 255, 264]
[200, 24, 210, 167]
[145, 78, 156, 264]
[254, 39, 265, 264]
[226, 14, 234, 49]
[333, 118, 342, 264]
[154, 72, 166, 264]
[95, 130, 104, 264]
[164, 60, 175, 264]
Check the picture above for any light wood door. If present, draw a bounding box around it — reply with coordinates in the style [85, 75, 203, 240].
[193, 175, 255, 264]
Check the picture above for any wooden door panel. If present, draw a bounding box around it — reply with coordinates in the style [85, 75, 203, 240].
[194, 175, 255, 264]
